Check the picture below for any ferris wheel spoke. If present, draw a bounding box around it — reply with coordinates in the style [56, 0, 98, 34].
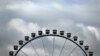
[30, 42, 39, 56]
[52, 36, 55, 56]
[59, 40, 67, 56]
[21, 50, 29, 56]
[41, 37, 46, 56]
[67, 46, 77, 56]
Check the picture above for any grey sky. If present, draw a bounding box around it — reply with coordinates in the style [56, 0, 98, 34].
[0, 0, 100, 56]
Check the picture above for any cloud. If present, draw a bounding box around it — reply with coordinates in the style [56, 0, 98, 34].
[0, 0, 100, 56]
[87, 26, 100, 42]
[5, 18, 99, 56]
[5, 0, 100, 27]
[0, 18, 41, 56]
[0, 18, 100, 56]
[9, 18, 40, 36]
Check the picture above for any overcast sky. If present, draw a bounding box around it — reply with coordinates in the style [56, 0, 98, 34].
[0, 0, 100, 56]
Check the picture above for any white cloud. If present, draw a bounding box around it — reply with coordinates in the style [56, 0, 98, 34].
[6, 0, 100, 24]
[9, 18, 40, 36]
[6, 1, 40, 14]
[5, 1, 89, 19]
[87, 26, 100, 41]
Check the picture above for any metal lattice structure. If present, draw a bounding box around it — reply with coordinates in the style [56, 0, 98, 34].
[9, 29, 93, 56]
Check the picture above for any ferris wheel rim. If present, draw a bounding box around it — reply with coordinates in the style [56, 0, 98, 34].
[14, 34, 88, 56]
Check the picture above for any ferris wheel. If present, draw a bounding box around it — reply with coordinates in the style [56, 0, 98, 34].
[9, 29, 93, 56]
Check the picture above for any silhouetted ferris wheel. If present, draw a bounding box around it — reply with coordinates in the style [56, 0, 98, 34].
[9, 29, 93, 56]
